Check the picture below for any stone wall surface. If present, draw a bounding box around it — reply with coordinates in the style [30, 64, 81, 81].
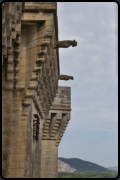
[25, 100, 41, 178]
[41, 140, 58, 178]
[2, 2, 23, 90]
[2, 90, 27, 178]
[2, 2, 22, 62]
[2, 2, 72, 178]
[51, 86, 71, 109]
[25, 2, 57, 8]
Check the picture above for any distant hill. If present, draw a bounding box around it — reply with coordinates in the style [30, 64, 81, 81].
[58, 159, 76, 172]
[107, 166, 118, 172]
[58, 157, 109, 173]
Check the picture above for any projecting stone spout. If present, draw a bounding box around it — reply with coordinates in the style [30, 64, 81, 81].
[53, 40, 77, 49]
[58, 75, 74, 81]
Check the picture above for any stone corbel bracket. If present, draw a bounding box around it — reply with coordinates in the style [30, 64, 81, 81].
[22, 4, 59, 121]
[22, 26, 58, 120]
[41, 110, 71, 147]
[41, 86, 71, 146]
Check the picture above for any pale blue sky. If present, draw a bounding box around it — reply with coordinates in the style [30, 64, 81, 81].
[57, 2, 118, 168]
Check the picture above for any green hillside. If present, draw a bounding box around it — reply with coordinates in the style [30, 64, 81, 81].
[107, 166, 118, 172]
[58, 170, 118, 178]
[58, 157, 109, 173]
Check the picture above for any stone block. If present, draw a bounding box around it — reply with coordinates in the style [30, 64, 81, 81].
[20, 45, 26, 51]
[27, 25, 37, 35]
[2, 168, 9, 178]
[17, 161, 25, 169]
[20, 50, 26, 58]
[7, 73, 15, 81]
[8, 168, 25, 178]
[19, 65, 26, 74]
[20, 37, 27, 45]
[4, 82, 14, 90]
[27, 47, 37, 58]
[2, 154, 9, 161]
[27, 31, 37, 43]
[19, 57, 26, 66]
[16, 82, 25, 89]
[10, 137, 27, 146]
[10, 146, 19, 154]
[19, 146, 26, 154]
[21, 12, 53, 21]
[10, 154, 25, 162]
[27, 39, 37, 50]
[56, 113, 62, 119]
[2, 161, 8, 168]
[9, 161, 18, 169]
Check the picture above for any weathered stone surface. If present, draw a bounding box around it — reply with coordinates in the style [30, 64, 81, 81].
[41, 140, 58, 178]
[53, 40, 77, 49]
[2, 2, 73, 178]
[58, 75, 74, 81]
[21, 12, 53, 21]
[24, 2, 57, 11]
[51, 86, 71, 109]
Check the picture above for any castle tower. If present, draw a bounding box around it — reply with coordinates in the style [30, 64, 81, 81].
[2, 2, 72, 178]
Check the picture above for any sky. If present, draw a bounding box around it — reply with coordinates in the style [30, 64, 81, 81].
[57, 2, 118, 168]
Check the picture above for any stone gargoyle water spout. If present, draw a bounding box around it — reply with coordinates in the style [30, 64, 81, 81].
[53, 40, 77, 49]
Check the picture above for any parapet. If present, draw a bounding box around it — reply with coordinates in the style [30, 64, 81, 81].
[42, 86, 71, 146]
[24, 2, 57, 10]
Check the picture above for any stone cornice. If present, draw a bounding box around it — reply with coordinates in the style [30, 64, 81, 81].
[22, 2, 60, 75]
[50, 108, 72, 111]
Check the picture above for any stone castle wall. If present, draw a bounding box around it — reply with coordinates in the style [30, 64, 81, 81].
[41, 140, 58, 178]
[2, 90, 27, 178]
[25, 100, 41, 178]
[2, 2, 72, 178]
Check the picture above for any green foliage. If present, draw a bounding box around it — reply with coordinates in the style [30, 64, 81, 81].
[58, 170, 118, 178]
[58, 157, 108, 173]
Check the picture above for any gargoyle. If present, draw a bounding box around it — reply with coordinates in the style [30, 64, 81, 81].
[58, 75, 74, 81]
[53, 40, 77, 49]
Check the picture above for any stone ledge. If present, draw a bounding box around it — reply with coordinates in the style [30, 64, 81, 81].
[24, 5, 56, 11]
[50, 107, 72, 111]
